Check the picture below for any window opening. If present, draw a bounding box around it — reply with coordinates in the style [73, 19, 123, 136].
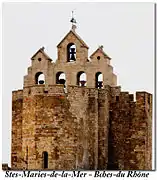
[95, 72, 103, 88]
[77, 71, 87, 87]
[56, 72, 66, 87]
[35, 72, 45, 84]
[67, 43, 76, 62]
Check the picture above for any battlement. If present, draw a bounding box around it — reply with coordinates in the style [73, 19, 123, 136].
[11, 83, 152, 171]
[23, 84, 65, 96]
[136, 91, 152, 104]
[135, 91, 152, 118]
[12, 90, 23, 101]
[110, 86, 121, 96]
[12, 85, 152, 108]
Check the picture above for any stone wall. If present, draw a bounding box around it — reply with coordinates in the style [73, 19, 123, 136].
[108, 91, 152, 170]
[127, 92, 152, 170]
[2, 164, 11, 170]
[11, 85, 152, 170]
[98, 86, 111, 169]
[11, 90, 23, 169]
[24, 30, 117, 88]
[12, 85, 106, 170]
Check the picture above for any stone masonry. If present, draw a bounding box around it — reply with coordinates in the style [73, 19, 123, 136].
[11, 25, 152, 170]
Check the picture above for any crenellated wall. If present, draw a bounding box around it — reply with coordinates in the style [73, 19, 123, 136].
[108, 91, 152, 170]
[11, 85, 152, 170]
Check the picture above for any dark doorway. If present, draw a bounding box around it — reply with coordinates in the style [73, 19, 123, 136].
[43, 151, 48, 169]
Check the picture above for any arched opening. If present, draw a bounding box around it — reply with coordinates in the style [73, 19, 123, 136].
[56, 72, 66, 86]
[67, 43, 76, 62]
[42, 151, 48, 169]
[77, 71, 87, 87]
[95, 72, 103, 88]
[35, 72, 45, 84]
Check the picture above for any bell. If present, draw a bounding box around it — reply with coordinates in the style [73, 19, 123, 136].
[98, 81, 103, 89]
[80, 80, 86, 87]
[39, 80, 44, 84]
[70, 48, 75, 52]
[70, 53, 76, 60]
[59, 79, 66, 85]
[70, 48, 76, 60]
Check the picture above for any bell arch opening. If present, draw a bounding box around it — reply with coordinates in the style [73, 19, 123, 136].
[95, 72, 103, 88]
[35, 72, 45, 84]
[56, 72, 66, 86]
[77, 71, 87, 87]
[42, 151, 48, 169]
[67, 43, 76, 62]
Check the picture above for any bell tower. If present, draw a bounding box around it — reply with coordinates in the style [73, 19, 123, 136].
[11, 13, 152, 170]
[56, 13, 89, 65]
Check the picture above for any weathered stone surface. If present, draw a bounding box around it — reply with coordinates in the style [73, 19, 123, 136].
[108, 91, 152, 170]
[11, 86, 152, 170]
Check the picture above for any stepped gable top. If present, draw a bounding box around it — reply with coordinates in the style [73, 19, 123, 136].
[90, 46, 111, 60]
[57, 29, 89, 49]
[31, 47, 52, 61]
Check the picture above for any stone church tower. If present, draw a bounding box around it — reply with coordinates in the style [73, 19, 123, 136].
[11, 19, 152, 170]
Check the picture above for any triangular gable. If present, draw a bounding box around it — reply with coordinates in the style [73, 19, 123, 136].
[90, 47, 111, 60]
[31, 47, 52, 61]
[57, 30, 89, 49]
